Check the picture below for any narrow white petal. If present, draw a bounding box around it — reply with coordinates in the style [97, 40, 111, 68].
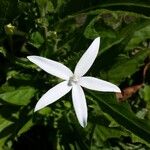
[79, 77, 121, 93]
[72, 84, 87, 127]
[27, 56, 73, 80]
[35, 81, 72, 111]
[74, 37, 100, 77]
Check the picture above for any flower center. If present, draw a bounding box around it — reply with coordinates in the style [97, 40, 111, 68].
[68, 75, 79, 86]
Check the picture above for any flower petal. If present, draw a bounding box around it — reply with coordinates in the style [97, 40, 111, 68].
[27, 56, 73, 80]
[72, 84, 87, 127]
[79, 77, 121, 93]
[74, 37, 100, 77]
[35, 81, 72, 111]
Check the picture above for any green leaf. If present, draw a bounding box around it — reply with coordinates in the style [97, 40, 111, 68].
[88, 91, 150, 143]
[139, 84, 150, 102]
[36, 0, 54, 16]
[102, 48, 150, 83]
[84, 10, 124, 54]
[0, 116, 13, 133]
[93, 125, 128, 142]
[30, 31, 44, 48]
[0, 86, 36, 105]
[131, 134, 150, 147]
[84, 10, 150, 54]
[17, 119, 34, 136]
[126, 25, 150, 50]
[0, 114, 14, 149]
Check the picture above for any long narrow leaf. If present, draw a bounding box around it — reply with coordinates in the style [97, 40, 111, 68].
[88, 91, 150, 143]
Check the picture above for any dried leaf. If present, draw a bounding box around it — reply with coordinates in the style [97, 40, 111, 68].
[116, 84, 143, 101]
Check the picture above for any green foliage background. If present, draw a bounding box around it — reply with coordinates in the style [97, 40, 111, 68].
[0, 0, 150, 149]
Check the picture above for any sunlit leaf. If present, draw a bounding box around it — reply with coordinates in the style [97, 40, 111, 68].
[0, 86, 36, 105]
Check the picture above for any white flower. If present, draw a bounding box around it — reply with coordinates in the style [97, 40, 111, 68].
[27, 37, 121, 127]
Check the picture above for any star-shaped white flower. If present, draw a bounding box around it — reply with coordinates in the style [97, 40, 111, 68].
[27, 37, 121, 127]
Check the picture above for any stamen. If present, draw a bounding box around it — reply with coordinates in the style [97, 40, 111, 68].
[68, 75, 79, 86]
